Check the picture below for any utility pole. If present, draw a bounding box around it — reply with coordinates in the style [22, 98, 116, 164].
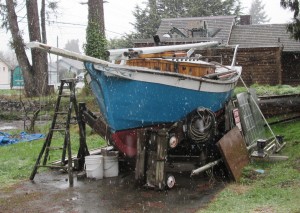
[56, 36, 59, 84]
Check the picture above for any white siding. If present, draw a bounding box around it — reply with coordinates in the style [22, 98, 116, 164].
[0, 61, 11, 89]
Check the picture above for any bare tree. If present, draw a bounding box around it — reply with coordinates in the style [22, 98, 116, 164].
[4, 0, 49, 97]
[27, 0, 49, 96]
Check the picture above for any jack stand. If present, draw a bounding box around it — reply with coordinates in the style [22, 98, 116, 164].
[251, 136, 287, 161]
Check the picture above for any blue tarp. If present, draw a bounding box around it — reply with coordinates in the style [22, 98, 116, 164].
[0, 132, 44, 146]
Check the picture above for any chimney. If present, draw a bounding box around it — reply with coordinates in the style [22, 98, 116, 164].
[240, 15, 252, 25]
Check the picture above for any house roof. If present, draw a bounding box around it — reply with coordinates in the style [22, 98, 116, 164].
[0, 57, 13, 70]
[59, 58, 85, 70]
[229, 24, 300, 52]
[133, 15, 300, 53]
[48, 58, 85, 71]
[156, 16, 236, 44]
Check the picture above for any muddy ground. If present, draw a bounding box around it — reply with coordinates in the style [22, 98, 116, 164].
[0, 170, 225, 213]
[0, 121, 226, 213]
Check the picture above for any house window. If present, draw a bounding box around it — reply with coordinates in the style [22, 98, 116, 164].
[3, 67, 5, 71]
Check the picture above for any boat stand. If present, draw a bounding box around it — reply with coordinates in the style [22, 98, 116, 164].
[135, 129, 170, 190]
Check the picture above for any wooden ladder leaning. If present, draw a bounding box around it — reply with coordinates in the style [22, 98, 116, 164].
[30, 79, 83, 186]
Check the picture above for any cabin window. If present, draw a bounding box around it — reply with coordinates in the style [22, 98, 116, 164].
[191, 27, 208, 38]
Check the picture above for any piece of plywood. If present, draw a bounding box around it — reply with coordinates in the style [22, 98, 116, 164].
[217, 127, 249, 181]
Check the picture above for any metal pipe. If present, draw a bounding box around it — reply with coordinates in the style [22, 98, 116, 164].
[231, 45, 239, 68]
[190, 159, 221, 176]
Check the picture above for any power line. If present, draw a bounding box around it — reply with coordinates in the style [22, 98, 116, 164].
[47, 20, 86, 27]
[16, 16, 127, 36]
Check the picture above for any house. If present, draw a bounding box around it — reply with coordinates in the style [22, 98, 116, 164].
[0, 57, 12, 89]
[229, 24, 300, 85]
[133, 15, 300, 86]
[1, 57, 85, 89]
[11, 66, 24, 88]
[48, 58, 85, 86]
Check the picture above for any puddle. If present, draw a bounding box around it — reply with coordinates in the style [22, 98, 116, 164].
[0, 126, 16, 131]
[0, 121, 24, 131]
[0, 120, 48, 132]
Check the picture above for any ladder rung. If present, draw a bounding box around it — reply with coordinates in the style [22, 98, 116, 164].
[55, 122, 76, 126]
[55, 112, 68, 115]
[59, 94, 71, 97]
[46, 146, 64, 150]
[38, 165, 68, 169]
[51, 128, 66, 132]
[62, 79, 76, 83]
[55, 122, 67, 125]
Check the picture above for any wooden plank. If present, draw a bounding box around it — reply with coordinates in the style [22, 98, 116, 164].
[135, 129, 147, 181]
[217, 127, 249, 181]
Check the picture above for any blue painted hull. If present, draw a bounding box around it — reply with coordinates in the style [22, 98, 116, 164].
[85, 62, 235, 132]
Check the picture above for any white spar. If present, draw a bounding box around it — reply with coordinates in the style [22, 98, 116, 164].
[27, 41, 220, 65]
[26, 42, 111, 65]
[107, 41, 219, 61]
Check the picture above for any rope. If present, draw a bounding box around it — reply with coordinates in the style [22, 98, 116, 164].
[188, 108, 216, 143]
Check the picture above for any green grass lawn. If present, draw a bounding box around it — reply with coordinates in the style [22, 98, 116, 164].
[0, 125, 106, 187]
[199, 120, 300, 213]
[0, 89, 21, 97]
[234, 84, 300, 96]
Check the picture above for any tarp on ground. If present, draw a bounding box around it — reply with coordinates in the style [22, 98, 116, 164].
[0, 132, 44, 146]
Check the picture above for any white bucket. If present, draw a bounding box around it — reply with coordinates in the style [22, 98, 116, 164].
[85, 155, 103, 179]
[103, 155, 119, 178]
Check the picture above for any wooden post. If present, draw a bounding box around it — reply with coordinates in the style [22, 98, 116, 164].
[77, 103, 90, 170]
[135, 129, 147, 183]
[155, 129, 168, 190]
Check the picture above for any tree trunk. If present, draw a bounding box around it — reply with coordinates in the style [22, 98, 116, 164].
[88, 0, 105, 35]
[26, 0, 49, 95]
[6, 0, 36, 97]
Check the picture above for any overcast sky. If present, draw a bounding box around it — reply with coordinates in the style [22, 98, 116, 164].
[0, 0, 294, 53]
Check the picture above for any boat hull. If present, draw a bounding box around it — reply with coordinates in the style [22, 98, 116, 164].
[85, 62, 240, 132]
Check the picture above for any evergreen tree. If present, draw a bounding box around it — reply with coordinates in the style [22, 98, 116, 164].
[157, 0, 187, 18]
[281, 0, 300, 41]
[108, 33, 139, 49]
[249, 0, 270, 24]
[132, 1, 161, 39]
[64, 39, 81, 53]
[133, 0, 241, 39]
[185, 0, 240, 17]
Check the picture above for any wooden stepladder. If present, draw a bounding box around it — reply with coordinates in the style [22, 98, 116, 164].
[30, 79, 88, 186]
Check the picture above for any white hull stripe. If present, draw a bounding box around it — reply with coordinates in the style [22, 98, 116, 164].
[93, 64, 242, 93]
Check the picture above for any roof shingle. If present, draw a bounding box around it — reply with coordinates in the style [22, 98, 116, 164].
[229, 24, 300, 52]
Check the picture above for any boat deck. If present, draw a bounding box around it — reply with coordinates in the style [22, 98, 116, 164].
[126, 57, 215, 77]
